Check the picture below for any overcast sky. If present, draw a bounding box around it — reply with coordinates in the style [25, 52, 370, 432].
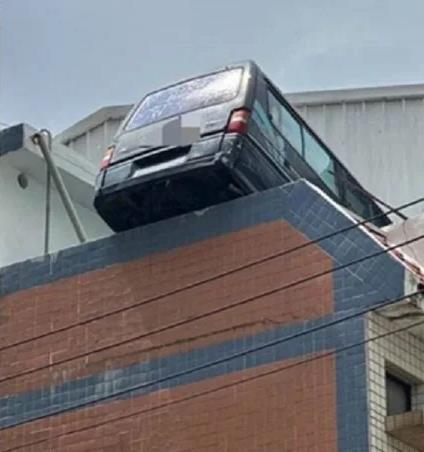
[1, 0, 424, 133]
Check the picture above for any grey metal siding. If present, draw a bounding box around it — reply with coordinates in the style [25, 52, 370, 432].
[290, 94, 424, 218]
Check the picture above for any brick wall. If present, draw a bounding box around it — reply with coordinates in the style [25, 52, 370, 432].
[0, 181, 406, 451]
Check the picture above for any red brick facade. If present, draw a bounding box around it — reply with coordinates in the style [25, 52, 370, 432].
[3, 356, 337, 451]
[0, 219, 337, 451]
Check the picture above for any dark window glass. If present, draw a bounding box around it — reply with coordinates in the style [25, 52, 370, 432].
[339, 168, 373, 220]
[252, 99, 276, 144]
[386, 372, 412, 416]
[126, 68, 243, 130]
[267, 91, 302, 152]
[303, 129, 340, 197]
[252, 99, 287, 168]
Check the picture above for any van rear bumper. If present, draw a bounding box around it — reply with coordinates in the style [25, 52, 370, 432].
[95, 132, 246, 192]
[96, 151, 228, 198]
[94, 150, 250, 231]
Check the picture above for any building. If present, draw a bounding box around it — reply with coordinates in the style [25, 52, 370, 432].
[0, 180, 423, 451]
[0, 124, 111, 268]
[1, 83, 424, 451]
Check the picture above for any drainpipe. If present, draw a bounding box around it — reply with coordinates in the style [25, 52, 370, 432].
[41, 129, 52, 254]
[32, 130, 87, 244]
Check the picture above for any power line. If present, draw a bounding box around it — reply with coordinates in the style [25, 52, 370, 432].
[1, 270, 422, 389]
[1, 195, 423, 356]
[1, 287, 421, 429]
[5, 307, 424, 451]
[2, 210, 424, 385]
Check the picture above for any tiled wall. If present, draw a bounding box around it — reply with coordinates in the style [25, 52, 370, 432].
[367, 313, 424, 452]
[0, 181, 407, 451]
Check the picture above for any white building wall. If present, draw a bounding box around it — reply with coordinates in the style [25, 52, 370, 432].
[367, 312, 424, 452]
[0, 161, 110, 268]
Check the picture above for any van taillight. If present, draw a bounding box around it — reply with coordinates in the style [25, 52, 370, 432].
[100, 146, 115, 169]
[226, 109, 250, 134]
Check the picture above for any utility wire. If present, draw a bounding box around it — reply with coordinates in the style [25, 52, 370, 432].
[1, 195, 423, 355]
[4, 288, 422, 407]
[4, 308, 424, 451]
[0, 275, 422, 387]
[0, 285, 422, 426]
[1, 205, 424, 384]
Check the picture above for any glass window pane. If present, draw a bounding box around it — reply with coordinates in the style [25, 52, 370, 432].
[252, 100, 276, 144]
[252, 100, 286, 167]
[303, 129, 339, 196]
[386, 373, 412, 415]
[126, 68, 243, 130]
[267, 91, 302, 152]
[340, 169, 372, 219]
[268, 93, 282, 129]
[280, 104, 302, 152]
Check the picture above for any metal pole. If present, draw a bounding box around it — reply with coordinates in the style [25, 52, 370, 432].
[32, 131, 88, 244]
[41, 129, 52, 255]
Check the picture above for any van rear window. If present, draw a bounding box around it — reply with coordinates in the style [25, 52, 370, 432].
[125, 68, 243, 131]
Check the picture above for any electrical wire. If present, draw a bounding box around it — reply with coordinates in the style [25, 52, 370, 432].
[0, 275, 422, 388]
[2, 287, 421, 410]
[1, 195, 423, 356]
[1, 204, 424, 385]
[4, 307, 424, 451]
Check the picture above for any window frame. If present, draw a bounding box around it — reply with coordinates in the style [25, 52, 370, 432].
[302, 126, 342, 198]
[337, 166, 375, 221]
[259, 74, 391, 227]
[265, 81, 343, 199]
[266, 87, 304, 155]
[123, 67, 244, 132]
[386, 371, 413, 416]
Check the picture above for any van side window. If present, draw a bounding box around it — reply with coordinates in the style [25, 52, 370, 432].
[252, 100, 276, 144]
[251, 99, 286, 168]
[338, 167, 373, 220]
[303, 129, 340, 197]
[267, 90, 303, 153]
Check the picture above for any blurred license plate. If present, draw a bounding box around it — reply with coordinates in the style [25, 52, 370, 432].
[133, 156, 187, 178]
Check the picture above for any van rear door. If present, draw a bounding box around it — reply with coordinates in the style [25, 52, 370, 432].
[111, 66, 250, 164]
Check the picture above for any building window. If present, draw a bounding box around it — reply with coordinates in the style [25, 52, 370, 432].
[386, 372, 412, 416]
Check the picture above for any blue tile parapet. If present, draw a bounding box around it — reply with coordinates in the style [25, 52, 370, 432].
[0, 180, 404, 304]
[0, 179, 407, 452]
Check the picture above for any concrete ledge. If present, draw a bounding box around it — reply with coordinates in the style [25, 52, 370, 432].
[386, 410, 424, 451]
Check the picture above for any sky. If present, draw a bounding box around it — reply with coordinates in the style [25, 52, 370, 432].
[1, 0, 424, 133]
